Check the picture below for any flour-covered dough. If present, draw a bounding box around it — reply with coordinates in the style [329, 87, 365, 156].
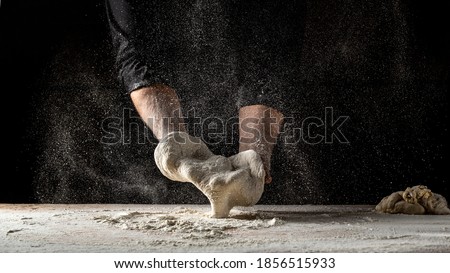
[375, 185, 450, 215]
[154, 131, 265, 218]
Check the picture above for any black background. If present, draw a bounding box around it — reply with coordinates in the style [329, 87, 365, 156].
[1, 0, 448, 205]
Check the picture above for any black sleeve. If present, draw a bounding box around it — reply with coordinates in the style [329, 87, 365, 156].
[106, 0, 170, 93]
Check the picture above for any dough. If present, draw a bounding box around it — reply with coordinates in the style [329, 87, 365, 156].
[420, 192, 450, 215]
[375, 185, 450, 215]
[154, 131, 265, 218]
[375, 191, 425, 214]
[402, 185, 432, 204]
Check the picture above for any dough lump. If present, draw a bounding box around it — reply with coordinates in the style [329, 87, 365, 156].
[375, 185, 450, 215]
[154, 131, 265, 218]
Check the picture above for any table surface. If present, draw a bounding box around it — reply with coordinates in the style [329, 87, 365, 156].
[1, 204, 449, 252]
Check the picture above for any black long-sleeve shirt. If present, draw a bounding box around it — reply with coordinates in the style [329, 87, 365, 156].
[106, 0, 305, 109]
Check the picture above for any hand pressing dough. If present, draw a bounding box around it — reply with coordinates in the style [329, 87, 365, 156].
[375, 185, 450, 215]
[154, 131, 265, 218]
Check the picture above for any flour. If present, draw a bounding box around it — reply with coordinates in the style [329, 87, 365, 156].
[154, 131, 265, 218]
[95, 207, 284, 241]
[3, 204, 450, 252]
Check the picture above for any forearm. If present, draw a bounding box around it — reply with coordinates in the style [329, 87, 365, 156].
[130, 84, 186, 141]
[239, 104, 284, 183]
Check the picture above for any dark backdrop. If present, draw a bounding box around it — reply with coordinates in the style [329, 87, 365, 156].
[1, 0, 448, 205]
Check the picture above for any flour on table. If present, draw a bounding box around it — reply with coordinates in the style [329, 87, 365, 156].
[154, 131, 265, 218]
[94, 207, 284, 240]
